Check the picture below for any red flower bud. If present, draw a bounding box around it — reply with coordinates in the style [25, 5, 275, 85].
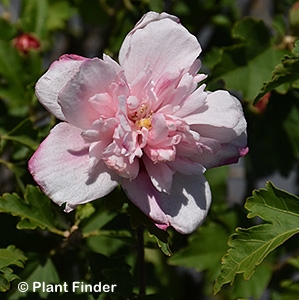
[13, 33, 40, 54]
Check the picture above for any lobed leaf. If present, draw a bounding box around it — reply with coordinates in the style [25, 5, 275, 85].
[0, 246, 27, 292]
[0, 185, 65, 236]
[214, 181, 299, 294]
[0, 267, 19, 292]
[254, 55, 299, 103]
[0, 245, 27, 269]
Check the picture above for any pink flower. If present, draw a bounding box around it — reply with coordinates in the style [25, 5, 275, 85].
[28, 12, 248, 234]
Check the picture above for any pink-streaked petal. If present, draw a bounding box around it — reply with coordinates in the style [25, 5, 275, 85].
[58, 58, 118, 129]
[119, 11, 201, 84]
[35, 54, 88, 121]
[28, 122, 119, 212]
[122, 170, 211, 234]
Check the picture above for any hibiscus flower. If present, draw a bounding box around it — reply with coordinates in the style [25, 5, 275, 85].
[29, 11, 248, 234]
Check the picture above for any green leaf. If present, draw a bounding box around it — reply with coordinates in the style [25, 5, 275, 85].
[2, 118, 38, 150]
[0, 185, 65, 236]
[0, 246, 27, 292]
[231, 261, 272, 299]
[0, 41, 42, 116]
[254, 55, 299, 103]
[169, 222, 229, 279]
[0, 267, 19, 292]
[0, 245, 27, 269]
[209, 18, 289, 101]
[75, 203, 96, 224]
[147, 231, 172, 257]
[0, 17, 17, 40]
[0, 41, 25, 99]
[81, 208, 118, 235]
[214, 181, 299, 294]
[47, 0, 76, 31]
[20, 0, 48, 39]
[232, 17, 270, 47]
[292, 40, 299, 55]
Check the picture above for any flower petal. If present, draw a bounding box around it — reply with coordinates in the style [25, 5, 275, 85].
[119, 11, 201, 84]
[143, 155, 174, 193]
[184, 90, 246, 141]
[174, 84, 207, 118]
[58, 58, 119, 129]
[197, 135, 248, 168]
[28, 122, 119, 212]
[35, 54, 88, 121]
[179, 90, 247, 168]
[122, 169, 211, 234]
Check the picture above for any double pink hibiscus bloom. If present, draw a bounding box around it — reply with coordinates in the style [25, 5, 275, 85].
[29, 12, 248, 234]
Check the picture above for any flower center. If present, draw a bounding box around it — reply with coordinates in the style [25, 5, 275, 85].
[128, 100, 153, 130]
[135, 117, 152, 130]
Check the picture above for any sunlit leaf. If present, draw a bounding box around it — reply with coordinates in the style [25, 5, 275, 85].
[214, 181, 299, 294]
[75, 203, 95, 223]
[254, 55, 299, 103]
[209, 18, 289, 101]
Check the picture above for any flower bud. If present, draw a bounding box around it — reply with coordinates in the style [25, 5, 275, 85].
[13, 33, 40, 54]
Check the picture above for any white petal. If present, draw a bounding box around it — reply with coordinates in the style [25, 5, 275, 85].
[35, 54, 88, 121]
[184, 90, 246, 141]
[28, 122, 119, 211]
[122, 170, 211, 234]
[119, 12, 201, 84]
[58, 58, 119, 129]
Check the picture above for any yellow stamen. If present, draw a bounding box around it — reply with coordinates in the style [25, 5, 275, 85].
[136, 118, 152, 130]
